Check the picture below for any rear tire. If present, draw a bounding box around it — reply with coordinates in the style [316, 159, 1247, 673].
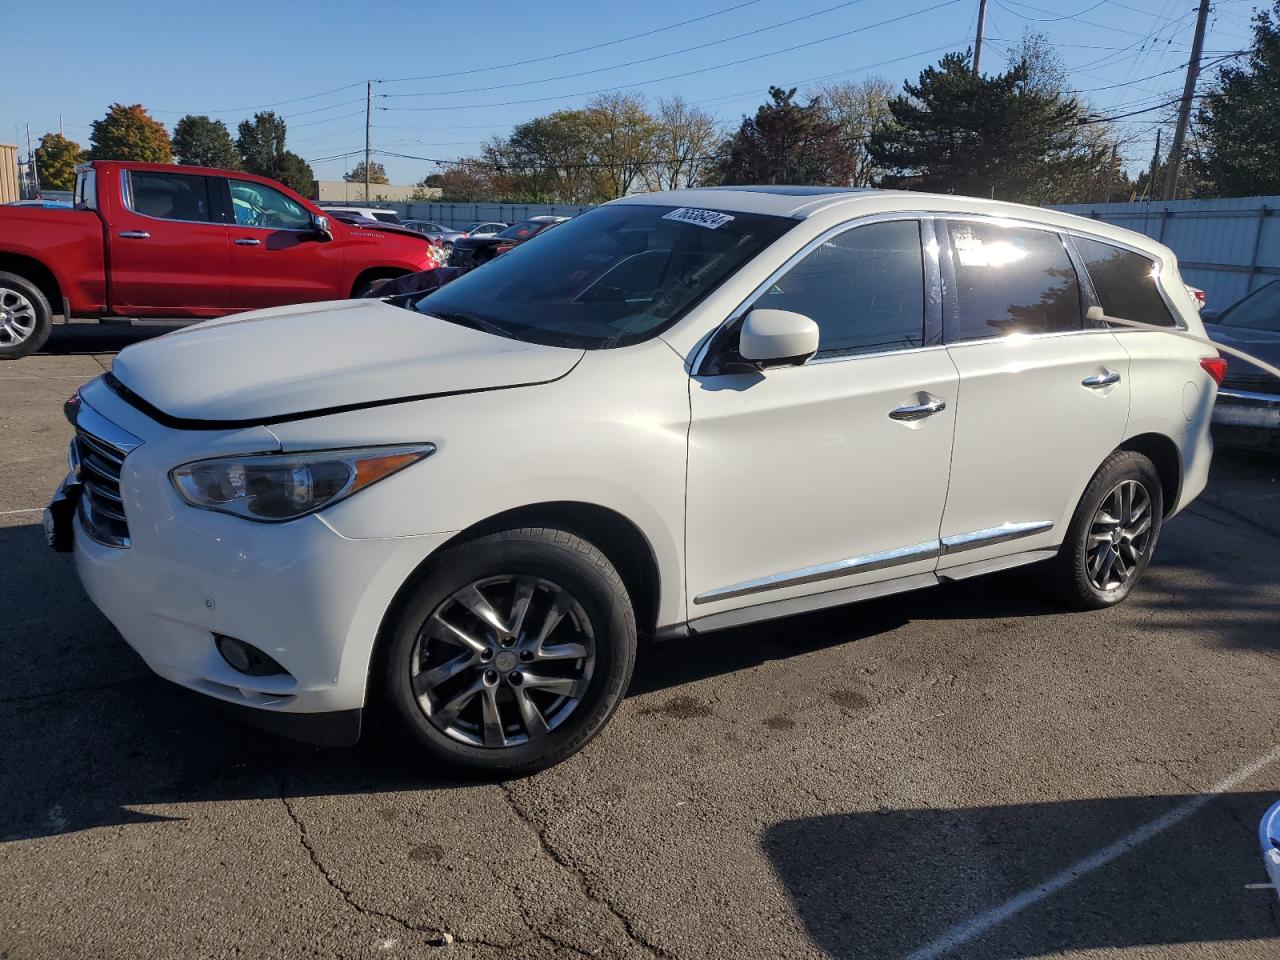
[373, 527, 636, 776]
[1049, 450, 1164, 610]
[0, 272, 53, 360]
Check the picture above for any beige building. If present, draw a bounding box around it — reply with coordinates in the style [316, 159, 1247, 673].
[312, 180, 440, 203]
[0, 145, 19, 204]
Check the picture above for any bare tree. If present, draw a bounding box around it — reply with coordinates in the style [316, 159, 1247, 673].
[585, 92, 659, 199]
[642, 96, 722, 191]
[809, 77, 894, 186]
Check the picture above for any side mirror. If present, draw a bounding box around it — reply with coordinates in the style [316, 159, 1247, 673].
[739, 309, 819, 368]
[312, 214, 333, 242]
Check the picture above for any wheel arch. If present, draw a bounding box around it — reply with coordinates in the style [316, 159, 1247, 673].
[350, 266, 412, 297]
[0, 254, 62, 316]
[1116, 432, 1182, 516]
[379, 500, 664, 645]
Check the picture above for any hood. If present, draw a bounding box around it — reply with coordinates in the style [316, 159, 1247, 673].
[110, 299, 583, 425]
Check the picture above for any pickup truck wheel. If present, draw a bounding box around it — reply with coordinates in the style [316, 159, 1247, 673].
[0, 272, 52, 360]
[374, 527, 637, 776]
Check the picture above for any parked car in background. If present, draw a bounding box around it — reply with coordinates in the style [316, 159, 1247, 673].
[51, 187, 1217, 774]
[1204, 278, 1280, 446]
[328, 212, 447, 262]
[0, 161, 439, 359]
[460, 221, 508, 238]
[402, 221, 468, 253]
[1185, 284, 1206, 311]
[319, 205, 402, 225]
[447, 215, 569, 273]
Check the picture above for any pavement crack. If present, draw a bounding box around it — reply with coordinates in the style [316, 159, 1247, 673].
[499, 781, 672, 959]
[279, 785, 516, 952]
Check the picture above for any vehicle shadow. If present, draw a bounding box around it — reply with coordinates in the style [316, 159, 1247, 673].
[43, 320, 187, 356]
[763, 792, 1280, 958]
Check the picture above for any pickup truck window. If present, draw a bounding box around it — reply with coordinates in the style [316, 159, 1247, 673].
[127, 171, 214, 223]
[229, 180, 312, 231]
[75, 169, 97, 210]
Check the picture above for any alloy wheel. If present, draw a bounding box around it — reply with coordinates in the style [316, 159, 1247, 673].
[1086, 479, 1154, 591]
[410, 575, 595, 748]
[0, 289, 37, 347]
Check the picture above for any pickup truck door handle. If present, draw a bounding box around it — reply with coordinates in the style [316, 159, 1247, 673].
[118, 231, 149, 239]
[889, 394, 947, 422]
[1081, 369, 1121, 389]
[234, 238, 261, 246]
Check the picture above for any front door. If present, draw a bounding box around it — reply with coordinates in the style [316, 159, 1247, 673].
[223, 177, 342, 308]
[686, 218, 958, 621]
[110, 168, 230, 314]
[936, 218, 1131, 569]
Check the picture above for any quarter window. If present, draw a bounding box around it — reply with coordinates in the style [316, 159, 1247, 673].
[228, 180, 312, 230]
[946, 221, 1082, 341]
[756, 219, 925, 359]
[1074, 236, 1177, 328]
[128, 171, 213, 223]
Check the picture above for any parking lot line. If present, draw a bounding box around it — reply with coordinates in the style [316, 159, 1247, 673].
[0, 508, 42, 516]
[904, 745, 1280, 960]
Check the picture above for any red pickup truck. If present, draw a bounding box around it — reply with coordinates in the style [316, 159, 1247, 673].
[0, 160, 439, 358]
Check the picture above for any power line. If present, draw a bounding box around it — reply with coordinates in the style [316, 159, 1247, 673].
[381, 0, 965, 113]
[380, 0, 768, 84]
[382, 0, 875, 99]
[153, 81, 368, 116]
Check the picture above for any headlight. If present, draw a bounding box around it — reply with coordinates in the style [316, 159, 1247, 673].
[169, 445, 434, 522]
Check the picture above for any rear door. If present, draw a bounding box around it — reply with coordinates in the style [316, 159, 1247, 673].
[110, 169, 231, 313]
[222, 177, 344, 308]
[936, 218, 1131, 571]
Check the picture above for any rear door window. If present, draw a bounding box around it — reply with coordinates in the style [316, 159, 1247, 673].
[1074, 236, 1177, 328]
[945, 221, 1083, 341]
[127, 171, 214, 223]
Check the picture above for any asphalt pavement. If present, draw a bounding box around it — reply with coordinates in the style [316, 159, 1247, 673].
[1, 322, 1279, 959]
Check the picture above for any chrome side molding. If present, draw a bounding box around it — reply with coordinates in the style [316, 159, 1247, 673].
[694, 521, 1054, 607]
[693, 540, 940, 605]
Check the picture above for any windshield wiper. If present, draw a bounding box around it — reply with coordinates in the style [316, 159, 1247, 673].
[426, 309, 512, 339]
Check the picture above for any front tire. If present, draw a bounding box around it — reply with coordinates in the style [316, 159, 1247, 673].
[1049, 450, 1164, 610]
[0, 272, 53, 360]
[374, 528, 636, 776]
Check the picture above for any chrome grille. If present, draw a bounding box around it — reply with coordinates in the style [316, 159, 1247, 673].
[75, 428, 130, 547]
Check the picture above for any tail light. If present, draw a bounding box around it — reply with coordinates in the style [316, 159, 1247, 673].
[1200, 356, 1228, 385]
[1191, 289, 1206, 307]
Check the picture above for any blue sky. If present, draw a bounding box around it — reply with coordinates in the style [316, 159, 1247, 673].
[2, 0, 1264, 185]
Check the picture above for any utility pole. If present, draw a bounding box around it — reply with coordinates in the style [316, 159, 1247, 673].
[364, 80, 372, 202]
[1103, 144, 1117, 202]
[59, 114, 64, 137]
[973, 0, 989, 74]
[26, 124, 39, 197]
[1147, 128, 1161, 202]
[1163, 0, 1210, 200]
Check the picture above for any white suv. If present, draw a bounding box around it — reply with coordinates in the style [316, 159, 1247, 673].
[51, 187, 1220, 774]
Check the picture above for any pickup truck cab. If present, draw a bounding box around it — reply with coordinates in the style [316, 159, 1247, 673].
[0, 161, 439, 358]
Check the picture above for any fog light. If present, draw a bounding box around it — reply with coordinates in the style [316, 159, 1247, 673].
[214, 634, 288, 677]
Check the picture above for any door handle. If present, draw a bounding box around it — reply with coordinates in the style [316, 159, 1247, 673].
[234, 238, 261, 246]
[118, 231, 149, 239]
[889, 395, 947, 422]
[1081, 369, 1121, 389]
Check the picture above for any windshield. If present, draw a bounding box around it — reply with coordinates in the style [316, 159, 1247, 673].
[1217, 279, 1280, 332]
[410, 204, 794, 349]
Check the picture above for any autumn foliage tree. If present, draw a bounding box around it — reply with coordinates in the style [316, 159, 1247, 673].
[89, 104, 172, 163]
[35, 133, 85, 190]
[344, 161, 390, 184]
